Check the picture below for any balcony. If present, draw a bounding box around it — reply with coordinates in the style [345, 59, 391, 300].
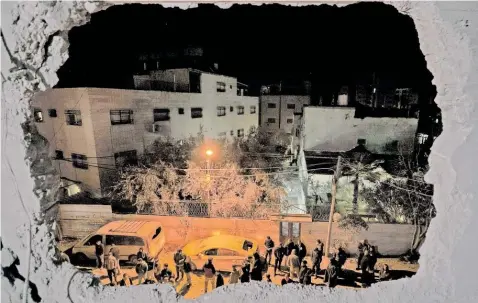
[133, 78, 201, 93]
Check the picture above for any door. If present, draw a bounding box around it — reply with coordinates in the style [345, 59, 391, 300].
[279, 222, 301, 244]
[77, 234, 103, 260]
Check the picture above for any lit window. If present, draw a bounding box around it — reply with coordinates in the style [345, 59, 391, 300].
[216, 82, 226, 92]
[71, 153, 88, 169]
[217, 106, 226, 117]
[237, 106, 244, 115]
[33, 108, 44, 122]
[237, 129, 244, 138]
[250, 106, 256, 114]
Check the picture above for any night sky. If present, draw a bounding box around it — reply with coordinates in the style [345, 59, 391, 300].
[56, 2, 435, 102]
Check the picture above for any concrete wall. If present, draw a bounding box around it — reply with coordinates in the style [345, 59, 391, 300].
[260, 95, 310, 134]
[33, 87, 259, 195]
[302, 106, 418, 154]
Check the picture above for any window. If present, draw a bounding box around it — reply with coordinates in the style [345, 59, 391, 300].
[295, 128, 300, 137]
[48, 109, 57, 118]
[152, 227, 162, 240]
[71, 153, 88, 169]
[110, 109, 133, 125]
[267, 118, 276, 123]
[204, 249, 218, 256]
[153, 108, 170, 122]
[237, 129, 244, 138]
[217, 106, 226, 117]
[230, 85, 233, 89]
[357, 138, 366, 145]
[230, 106, 234, 112]
[54, 150, 64, 160]
[191, 107, 203, 119]
[267, 103, 276, 109]
[237, 106, 244, 115]
[217, 249, 239, 256]
[249, 126, 256, 134]
[106, 235, 144, 246]
[33, 108, 43, 122]
[287, 118, 293, 124]
[114, 150, 138, 167]
[216, 81, 226, 92]
[250, 106, 256, 114]
[65, 110, 82, 126]
[178, 108, 184, 115]
[287, 103, 296, 110]
[230, 130, 234, 136]
[85, 235, 102, 246]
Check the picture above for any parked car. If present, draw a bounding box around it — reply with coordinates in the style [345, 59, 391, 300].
[182, 235, 266, 272]
[71, 220, 165, 265]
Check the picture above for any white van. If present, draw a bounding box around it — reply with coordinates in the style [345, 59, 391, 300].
[71, 220, 165, 264]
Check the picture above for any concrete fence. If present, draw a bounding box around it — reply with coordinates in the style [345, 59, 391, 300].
[59, 204, 416, 256]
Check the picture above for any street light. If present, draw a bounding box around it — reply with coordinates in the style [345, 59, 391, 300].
[205, 149, 213, 157]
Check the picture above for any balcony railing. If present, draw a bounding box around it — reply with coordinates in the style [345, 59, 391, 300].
[134, 79, 201, 93]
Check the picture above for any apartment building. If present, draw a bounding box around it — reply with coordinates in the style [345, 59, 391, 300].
[260, 95, 311, 134]
[31, 69, 259, 197]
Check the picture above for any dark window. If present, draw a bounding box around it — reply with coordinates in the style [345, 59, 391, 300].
[71, 153, 88, 169]
[65, 110, 82, 126]
[357, 138, 366, 145]
[230, 130, 234, 136]
[178, 108, 184, 115]
[287, 103, 296, 110]
[48, 109, 57, 118]
[267, 118, 276, 123]
[106, 235, 144, 246]
[230, 106, 234, 112]
[296, 128, 300, 137]
[267, 103, 276, 109]
[230, 85, 233, 89]
[217, 106, 226, 117]
[287, 118, 293, 124]
[110, 109, 134, 125]
[33, 108, 44, 122]
[114, 150, 138, 167]
[85, 235, 102, 246]
[250, 106, 256, 114]
[153, 108, 170, 122]
[204, 249, 218, 256]
[237, 106, 244, 115]
[237, 129, 244, 138]
[191, 107, 203, 119]
[242, 240, 254, 251]
[216, 82, 226, 92]
[152, 227, 162, 240]
[55, 150, 64, 160]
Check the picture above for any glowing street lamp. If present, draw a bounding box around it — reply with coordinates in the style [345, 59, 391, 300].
[205, 149, 213, 157]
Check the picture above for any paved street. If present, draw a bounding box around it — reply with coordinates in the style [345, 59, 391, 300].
[78, 252, 418, 299]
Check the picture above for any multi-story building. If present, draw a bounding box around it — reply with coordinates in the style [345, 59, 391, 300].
[31, 69, 259, 197]
[259, 82, 311, 135]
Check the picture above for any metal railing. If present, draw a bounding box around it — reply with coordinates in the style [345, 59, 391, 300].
[134, 79, 201, 93]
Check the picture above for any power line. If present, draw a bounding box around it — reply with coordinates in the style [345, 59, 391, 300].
[49, 90, 87, 143]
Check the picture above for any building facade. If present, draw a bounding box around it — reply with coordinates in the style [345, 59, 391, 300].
[259, 95, 311, 135]
[31, 69, 259, 197]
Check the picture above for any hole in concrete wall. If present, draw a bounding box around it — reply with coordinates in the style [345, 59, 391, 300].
[28, 2, 441, 299]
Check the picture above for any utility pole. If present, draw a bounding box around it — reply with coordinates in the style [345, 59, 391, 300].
[324, 155, 342, 257]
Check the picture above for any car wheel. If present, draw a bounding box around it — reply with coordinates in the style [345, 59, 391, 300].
[74, 253, 88, 264]
[129, 255, 138, 264]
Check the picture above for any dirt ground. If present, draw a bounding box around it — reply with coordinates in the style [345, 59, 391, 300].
[70, 250, 419, 299]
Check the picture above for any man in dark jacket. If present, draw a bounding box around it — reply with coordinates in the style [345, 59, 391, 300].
[203, 258, 216, 293]
[137, 247, 148, 262]
[311, 246, 322, 278]
[324, 258, 339, 288]
[173, 249, 186, 282]
[337, 248, 347, 270]
[281, 273, 294, 286]
[298, 260, 309, 284]
[251, 252, 263, 281]
[273, 243, 285, 276]
[216, 272, 225, 288]
[297, 240, 307, 264]
[356, 240, 370, 270]
[264, 236, 275, 266]
[95, 240, 104, 269]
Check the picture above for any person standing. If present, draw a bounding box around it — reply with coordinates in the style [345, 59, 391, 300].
[110, 243, 121, 272]
[378, 264, 392, 282]
[298, 260, 309, 284]
[285, 239, 296, 265]
[360, 248, 371, 287]
[119, 273, 133, 286]
[203, 257, 216, 293]
[95, 240, 104, 269]
[337, 247, 347, 272]
[324, 258, 339, 288]
[173, 249, 186, 282]
[281, 273, 294, 286]
[311, 245, 322, 278]
[159, 263, 174, 283]
[264, 236, 275, 266]
[273, 243, 285, 276]
[137, 247, 148, 262]
[356, 240, 370, 270]
[240, 259, 251, 283]
[229, 265, 240, 284]
[216, 272, 225, 288]
[106, 251, 118, 284]
[368, 246, 378, 273]
[287, 249, 300, 279]
[135, 258, 148, 285]
[183, 256, 192, 286]
[251, 252, 263, 281]
[297, 240, 307, 265]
